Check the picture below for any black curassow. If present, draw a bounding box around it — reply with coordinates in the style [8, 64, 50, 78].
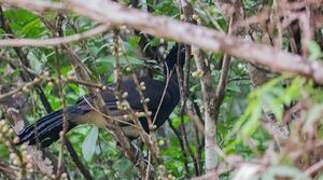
[17, 45, 185, 147]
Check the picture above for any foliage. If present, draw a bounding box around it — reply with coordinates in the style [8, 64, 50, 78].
[0, 0, 322, 179]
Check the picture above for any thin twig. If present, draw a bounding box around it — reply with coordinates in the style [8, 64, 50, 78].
[305, 159, 323, 176]
[65, 139, 93, 180]
[179, 0, 202, 175]
[0, 24, 110, 47]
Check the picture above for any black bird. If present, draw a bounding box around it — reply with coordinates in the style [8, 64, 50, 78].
[17, 45, 185, 147]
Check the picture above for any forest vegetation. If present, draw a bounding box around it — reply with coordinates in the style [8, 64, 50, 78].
[0, 0, 322, 179]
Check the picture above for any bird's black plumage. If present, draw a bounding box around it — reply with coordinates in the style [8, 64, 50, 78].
[17, 45, 185, 147]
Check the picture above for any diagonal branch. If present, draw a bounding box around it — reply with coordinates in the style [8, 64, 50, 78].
[0, 24, 110, 47]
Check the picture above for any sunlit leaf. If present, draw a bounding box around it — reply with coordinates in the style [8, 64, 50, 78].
[308, 41, 323, 60]
[82, 127, 99, 162]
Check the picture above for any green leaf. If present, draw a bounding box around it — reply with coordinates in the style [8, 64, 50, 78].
[262, 93, 283, 121]
[170, 116, 181, 128]
[128, 35, 140, 49]
[20, 18, 43, 38]
[308, 41, 323, 60]
[227, 83, 241, 93]
[82, 127, 99, 162]
[27, 53, 43, 73]
[96, 56, 144, 65]
[113, 158, 132, 175]
[0, 144, 9, 158]
[241, 105, 262, 139]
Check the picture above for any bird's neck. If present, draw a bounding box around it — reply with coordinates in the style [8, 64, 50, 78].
[163, 45, 185, 78]
[165, 70, 182, 103]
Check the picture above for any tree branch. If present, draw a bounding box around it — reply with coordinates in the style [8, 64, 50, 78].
[2, 0, 323, 84]
[0, 24, 110, 47]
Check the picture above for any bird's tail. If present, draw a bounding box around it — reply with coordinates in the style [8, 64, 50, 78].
[17, 108, 76, 147]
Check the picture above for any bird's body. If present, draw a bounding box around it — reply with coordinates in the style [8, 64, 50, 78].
[17, 45, 184, 147]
